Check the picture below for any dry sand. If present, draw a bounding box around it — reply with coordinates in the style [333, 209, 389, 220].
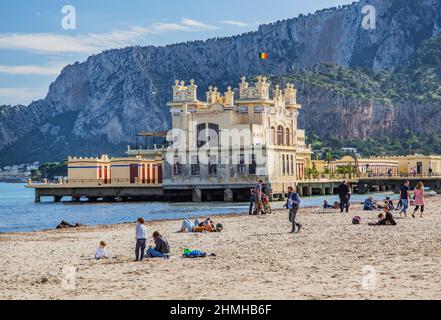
[1, 196, 441, 300]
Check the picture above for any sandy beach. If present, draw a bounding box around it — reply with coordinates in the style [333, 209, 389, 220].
[1, 196, 441, 300]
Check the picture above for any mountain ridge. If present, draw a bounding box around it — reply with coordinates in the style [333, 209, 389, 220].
[1, 0, 441, 165]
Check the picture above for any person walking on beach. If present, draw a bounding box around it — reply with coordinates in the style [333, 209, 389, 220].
[412, 182, 425, 218]
[249, 188, 255, 215]
[399, 180, 411, 217]
[285, 186, 302, 234]
[135, 218, 147, 261]
[338, 180, 350, 213]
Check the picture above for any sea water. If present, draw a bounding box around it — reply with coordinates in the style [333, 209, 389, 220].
[0, 183, 395, 233]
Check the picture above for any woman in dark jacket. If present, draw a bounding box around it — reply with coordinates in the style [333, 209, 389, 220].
[146, 231, 170, 258]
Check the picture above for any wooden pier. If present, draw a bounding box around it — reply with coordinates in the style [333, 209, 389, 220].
[27, 175, 441, 203]
[356, 175, 441, 194]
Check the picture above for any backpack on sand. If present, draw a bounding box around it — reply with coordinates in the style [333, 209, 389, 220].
[352, 216, 361, 225]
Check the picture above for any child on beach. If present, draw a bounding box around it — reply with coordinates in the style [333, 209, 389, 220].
[95, 241, 109, 260]
[135, 218, 148, 261]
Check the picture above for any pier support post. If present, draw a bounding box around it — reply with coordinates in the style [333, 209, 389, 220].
[223, 188, 233, 202]
[319, 186, 326, 195]
[71, 196, 80, 202]
[35, 191, 41, 203]
[303, 186, 312, 196]
[192, 188, 202, 202]
[54, 196, 62, 203]
[325, 187, 332, 195]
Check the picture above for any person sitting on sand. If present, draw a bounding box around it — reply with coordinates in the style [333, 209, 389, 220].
[323, 200, 333, 209]
[333, 201, 340, 209]
[95, 241, 109, 260]
[363, 196, 377, 211]
[385, 197, 394, 210]
[146, 231, 170, 258]
[369, 204, 397, 226]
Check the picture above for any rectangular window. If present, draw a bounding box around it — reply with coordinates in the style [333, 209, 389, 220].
[197, 123, 207, 148]
[282, 155, 286, 175]
[238, 154, 246, 174]
[249, 154, 257, 175]
[208, 155, 217, 175]
[191, 155, 200, 176]
[291, 155, 294, 175]
[173, 156, 183, 176]
[208, 123, 220, 147]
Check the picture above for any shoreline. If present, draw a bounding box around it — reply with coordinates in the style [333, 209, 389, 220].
[2, 190, 439, 235]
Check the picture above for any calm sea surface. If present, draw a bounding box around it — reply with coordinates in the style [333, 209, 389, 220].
[0, 183, 395, 233]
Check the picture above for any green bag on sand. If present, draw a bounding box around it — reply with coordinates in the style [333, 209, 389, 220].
[183, 248, 192, 255]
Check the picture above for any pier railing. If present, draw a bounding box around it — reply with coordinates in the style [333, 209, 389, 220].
[27, 178, 162, 187]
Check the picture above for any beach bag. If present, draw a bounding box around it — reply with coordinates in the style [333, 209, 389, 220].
[183, 249, 207, 258]
[215, 223, 223, 232]
[352, 216, 361, 225]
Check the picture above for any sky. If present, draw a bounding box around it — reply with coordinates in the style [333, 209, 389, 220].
[0, 0, 355, 106]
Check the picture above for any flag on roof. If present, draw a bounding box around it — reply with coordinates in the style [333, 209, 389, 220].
[259, 52, 268, 60]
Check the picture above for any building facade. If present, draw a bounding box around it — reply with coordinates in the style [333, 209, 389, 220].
[67, 155, 163, 186]
[332, 155, 399, 175]
[393, 155, 441, 175]
[162, 76, 312, 201]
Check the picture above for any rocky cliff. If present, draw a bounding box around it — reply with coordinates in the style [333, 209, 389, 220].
[1, 0, 441, 165]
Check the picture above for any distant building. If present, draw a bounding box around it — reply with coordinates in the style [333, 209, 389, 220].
[392, 154, 441, 175]
[332, 155, 399, 175]
[67, 154, 163, 185]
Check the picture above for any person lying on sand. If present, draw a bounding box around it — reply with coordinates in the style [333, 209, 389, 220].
[179, 218, 201, 232]
[56, 220, 83, 229]
[179, 218, 222, 233]
[95, 241, 109, 260]
[146, 231, 170, 259]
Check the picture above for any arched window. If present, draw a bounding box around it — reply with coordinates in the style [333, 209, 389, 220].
[285, 128, 290, 146]
[276, 126, 284, 146]
[269, 127, 275, 145]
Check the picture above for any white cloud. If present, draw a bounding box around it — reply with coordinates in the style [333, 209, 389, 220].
[181, 18, 219, 30]
[220, 20, 250, 27]
[0, 87, 48, 105]
[0, 18, 219, 55]
[0, 63, 64, 75]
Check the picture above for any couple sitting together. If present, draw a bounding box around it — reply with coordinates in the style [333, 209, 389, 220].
[363, 196, 394, 211]
[179, 218, 223, 233]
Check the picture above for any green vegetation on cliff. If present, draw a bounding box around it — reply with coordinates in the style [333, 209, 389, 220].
[278, 34, 441, 156]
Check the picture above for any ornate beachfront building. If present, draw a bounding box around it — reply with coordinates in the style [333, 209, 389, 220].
[161, 76, 312, 201]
